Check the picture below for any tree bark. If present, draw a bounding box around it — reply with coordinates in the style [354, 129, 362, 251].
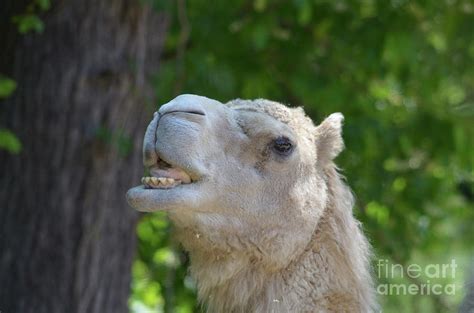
[0, 1, 168, 312]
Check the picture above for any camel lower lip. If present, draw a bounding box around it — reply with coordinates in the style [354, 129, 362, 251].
[126, 184, 200, 212]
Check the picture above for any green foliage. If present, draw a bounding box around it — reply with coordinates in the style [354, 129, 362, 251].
[12, 14, 44, 34]
[12, 0, 51, 34]
[0, 129, 22, 154]
[0, 75, 17, 98]
[95, 126, 133, 158]
[35, 0, 51, 11]
[0, 75, 21, 154]
[133, 1, 474, 312]
[131, 213, 199, 313]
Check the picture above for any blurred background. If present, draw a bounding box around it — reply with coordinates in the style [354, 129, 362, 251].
[0, 0, 472, 313]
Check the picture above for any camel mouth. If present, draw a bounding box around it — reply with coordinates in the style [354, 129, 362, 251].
[142, 158, 194, 190]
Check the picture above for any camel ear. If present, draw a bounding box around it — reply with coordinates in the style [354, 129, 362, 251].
[315, 113, 344, 164]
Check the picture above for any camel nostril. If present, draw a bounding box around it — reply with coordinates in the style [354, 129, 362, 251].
[184, 110, 206, 116]
[160, 110, 206, 117]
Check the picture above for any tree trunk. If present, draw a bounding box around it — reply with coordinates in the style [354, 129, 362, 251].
[0, 1, 168, 312]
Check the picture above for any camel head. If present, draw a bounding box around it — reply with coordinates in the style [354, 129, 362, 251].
[127, 94, 345, 270]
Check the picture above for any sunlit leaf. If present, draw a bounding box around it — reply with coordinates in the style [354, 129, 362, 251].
[0, 76, 16, 98]
[35, 0, 51, 11]
[12, 14, 45, 34]
[0, 129, 22, 154]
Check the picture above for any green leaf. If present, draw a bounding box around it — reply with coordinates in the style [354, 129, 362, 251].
[254, 0, 267, 12]
[366, 201, 390, 225]
[35, 0, 51, 11]
[95, 126, 113, 144]
[0, 129, 22, 154]
[251, 24, 269, 50]
[0, 76, 17, 98]
[116, 132, 133, 157]
[12, 14, 45, 34]
[297, 0, 312, 26]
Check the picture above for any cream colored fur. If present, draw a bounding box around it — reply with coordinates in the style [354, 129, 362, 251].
[127, 95, 377, 313]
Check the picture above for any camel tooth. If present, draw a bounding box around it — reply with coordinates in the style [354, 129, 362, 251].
[142, 177, 152, 188]
[141, 176, 182, 189]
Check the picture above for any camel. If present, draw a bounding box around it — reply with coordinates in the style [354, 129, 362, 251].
[127, 94, 377, 312]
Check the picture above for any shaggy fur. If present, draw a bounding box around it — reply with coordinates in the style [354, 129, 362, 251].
[127, 95, 377, 312]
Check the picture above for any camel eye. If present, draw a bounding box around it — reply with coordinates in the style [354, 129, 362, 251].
[272, 136, 294, 156]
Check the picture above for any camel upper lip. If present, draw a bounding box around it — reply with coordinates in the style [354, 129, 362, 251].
[150, 154, 202, 183]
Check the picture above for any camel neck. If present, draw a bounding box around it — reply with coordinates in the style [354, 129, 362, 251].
[184, 207, 375, 313]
